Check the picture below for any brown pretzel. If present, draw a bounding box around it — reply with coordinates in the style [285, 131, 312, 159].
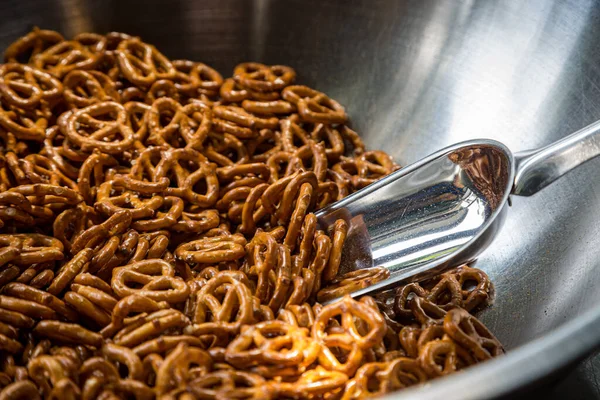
[313, 295, 386, 350]
[226, 320, 319, 370]
[185, 271, 254, 335]
[113, 309, 189, 347]
[4, 27, 64, 63]
[153, 148, 219, 206]
[443, 308, 504, 361]
[187, 370, 270, 400]
[77, 152, 118, 204]
[32, 40, 102, 78]
[111, 259, 190, 303]
[233, 63, 296, 92]
[0, 63, 63, 110]
[317, 267, 390, 303]
[175, 234, 246, 265]
[282, 86, 347, 124]
[155, 342, 213, 395]
[172, 60, 223, 96]
[0, 233, 64, 265]
[63, 70, 120, 108]
[417, 339, 458, 378]
[61, 101, 134, 154]
[70, 210, 132, 254]
[20, 154, 77, 190]
[453, 265, 493, 312]
[116, 38, 175, 87]
[0, 104, 48, 142]
[0, 380, 40, 400]
[33, 320, 103, 347]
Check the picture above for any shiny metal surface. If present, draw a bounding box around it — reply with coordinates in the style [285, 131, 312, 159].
[2, 0, 600, 398]
[316, 140, 514, 298]
[317, 114, 600, 300]
[514, 120, 600, 196]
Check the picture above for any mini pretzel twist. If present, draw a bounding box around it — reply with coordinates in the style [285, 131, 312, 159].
[0, 63, 63, 110]
[111, 259, 190, 303]
[116, 38, 176, 87]
[233, 62, 296, 92]
[175, 234, 246, 265]
[283, 85, 347, 124]
[61, 101, 135, 154]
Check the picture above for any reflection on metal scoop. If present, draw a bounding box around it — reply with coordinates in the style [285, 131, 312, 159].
[316, 120, 600, 301]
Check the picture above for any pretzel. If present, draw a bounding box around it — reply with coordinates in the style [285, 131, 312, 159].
[171, 208, 220, 233]
[130, 196, 183, 231]
[4, 27, 64, 63]
[61, 101, 134, 154]
[417, 339, 458, 378]
[124, 101, 151, 142]
[220, 77, 280, 103]
[0, 233, 64, 265]
[276, 367, 348, 398]
[226, 320, 319, 370]
[20, 154, 77, 190]
[100, 294, 168, 338]
[205, 131, 250, 166]
[32, 40, 103, 78]
[116, 38, 176, 87]
[154, 148, 219, 206]
[175, 234, 246, 265]
[0, 63, 63, 109]
[233, 63, 296, 92]
[0, 104, 48, 142]
[113, 309, 190, 347]
[155, 342, 213, 395]
[186, 271, 254, 335]
[41, 126, 86, 180]
[70, 210, 132, 254]
[282, 86, 347, 124]
[62, 70, 120, 108]
[111, 259, 190, 303]
[313, 295, 386, 350]
[246, 129, 283, 164]
[242, 99, 295, 115]
[317, 267, 390, 303]
[77, 152, 118, 204]
[443, 308, 504, 361]
[33, 320, 103, 347]
[425, 273, 463, 310]
[172, 60, 223, 96]
[187, 370, 270, 400]
[0, 380, 40, 400]
[453, 265, 492, 312]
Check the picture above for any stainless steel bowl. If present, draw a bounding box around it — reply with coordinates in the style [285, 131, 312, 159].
[3, 1, 600, 398]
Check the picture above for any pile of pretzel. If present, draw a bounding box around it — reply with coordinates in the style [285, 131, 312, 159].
[0, 28, 503, 400]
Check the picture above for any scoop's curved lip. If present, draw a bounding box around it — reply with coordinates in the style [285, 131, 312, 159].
[384, 303, 600, 399]
[317, 138, 516, 299]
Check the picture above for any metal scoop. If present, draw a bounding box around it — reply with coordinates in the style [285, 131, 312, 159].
[316, 119, 600, 301]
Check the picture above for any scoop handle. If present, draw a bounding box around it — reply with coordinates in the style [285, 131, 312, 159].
[513, 119, 600, 196]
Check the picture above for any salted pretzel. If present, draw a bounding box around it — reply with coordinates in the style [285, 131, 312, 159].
[283, 85, 347, 124]
[0, 63, 63, 110]
[233, 62, 296, 92]
[317, 267, 389, 303]
[111, 259, 189, 303]
[116, 38, 175, 87]
[61, 101, 135, 154]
